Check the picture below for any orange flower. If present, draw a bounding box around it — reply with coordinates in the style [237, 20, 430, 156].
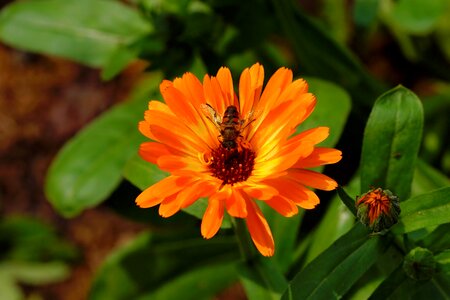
[136, 63, 342, 256]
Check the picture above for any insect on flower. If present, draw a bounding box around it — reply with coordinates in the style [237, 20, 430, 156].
[136, 63, 342, 256]
[200, 104, 256, 151]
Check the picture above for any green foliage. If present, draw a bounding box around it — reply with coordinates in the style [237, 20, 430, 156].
[0, 0, 152, 73]
[0, 216, 77, 300]
[89, 231, 239, 299]
[0, 0, 449, 298]
[45, 75, 161, 217]
[360, 86, 424, 200]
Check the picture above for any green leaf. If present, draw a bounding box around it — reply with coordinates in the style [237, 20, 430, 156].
[260, 207, 303, 272]
[0, 272, 22, 300]
[89, 231, 239, 300]
[304, 196, 355, 265]
[138, 263, 238, 300]
[1, 262, 70, 285]
[0, 216, 78, 262]
[360, 86, 424, 200]
[390, 0, 449, 34]
[297, 77, 352, 148]
[0, 0, 152, 67]
[239, 257, 288, 300]
[412, 159, 450, 197]
[392, 186, 450, 234]
[422, 223, 450, 252]
[123, 153, 169, 192]
[270, 0, 385, 109]
[282, 223, 390, 300]
[353, 0, 380, 28]
[45, 75, 161, 217]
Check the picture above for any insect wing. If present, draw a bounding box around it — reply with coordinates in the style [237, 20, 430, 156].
[200, 103, 222, 129]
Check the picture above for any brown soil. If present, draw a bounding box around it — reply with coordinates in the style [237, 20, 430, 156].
[0, 43, 147, 300]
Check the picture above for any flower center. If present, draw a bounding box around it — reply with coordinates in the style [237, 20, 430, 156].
[208, 146, 255, 186]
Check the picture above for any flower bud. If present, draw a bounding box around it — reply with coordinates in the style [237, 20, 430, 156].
[403, 247, 436, 281]
[356, 188, 400, 232]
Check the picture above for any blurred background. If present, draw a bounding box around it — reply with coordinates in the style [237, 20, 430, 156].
[1, 0, 449, 299]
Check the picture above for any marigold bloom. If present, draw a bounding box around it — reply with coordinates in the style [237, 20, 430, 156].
[136, 63, 342, 256]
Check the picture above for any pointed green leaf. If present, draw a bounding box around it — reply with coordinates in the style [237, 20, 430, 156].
[304, 196, 355, 265]
[360, 86, 424, 200]
[392, 186, 450, 234]
[45, 75, 161, 217]
[0, 0, 152, 67]
[282, 223, 390, 300]
[412, 159, 450, 196]
[270, 0, 385, 109]
[89, 232, 239, 300]
[239, 257, 288, 300]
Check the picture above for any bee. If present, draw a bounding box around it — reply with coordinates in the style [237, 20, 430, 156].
[201, 104, 255, 150]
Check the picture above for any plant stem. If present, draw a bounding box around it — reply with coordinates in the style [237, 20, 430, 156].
[233, 218, 255, 263]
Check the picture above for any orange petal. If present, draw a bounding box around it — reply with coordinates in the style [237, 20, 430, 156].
[248, 100, 298, 146]
[156, 154, 206, 173]
[201, 191, 226, 239]
[293, 148, 342, 168]
[264, 196, 298, 217]
[203, 74, 227, 115]
[263, 177, 319, 209]
[138, 121, 155, 140]
[173, 72, 205, 108]
[296, 188, 320, 209]
[216, 67, 236, 107]
[150, 124, 205, 155]
[136, 176, 189, 208]
[239, 63, 264, 118]
[148, 100, 174, 115]
[139, 142, 173, 164]
[226, 188, 247, 218]
[253, 140, 314, 177]
[244, 196, 275, 257]
[159, 194, 182, 217]
[161, 84, 201, 127]
[288, 169, 338, 191]
[241, 182, 279, 200]
[258, 67, 293, 110]
[277, 78, 309, 104]
[178, 180, 218, 208]
[295, 127, 329, 145]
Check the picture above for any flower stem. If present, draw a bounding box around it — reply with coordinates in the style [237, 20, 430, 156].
[233, 218, 255, 262]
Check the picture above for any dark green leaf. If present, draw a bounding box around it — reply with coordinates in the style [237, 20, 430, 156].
[260, 207, 303, 272]
[282, 223, 389, 300]
[304, 196, 355, 265]
[353, 0, 380, 27]
[0, 0, 152, 67]
[239, 257, 288, 300]
[369, 265, 408, 300]
[392, 187, 450, 234]
[297, 77, 351, 148]
[89, 231, 239, 300]
[412, 159, 450, 196]
[138, 263, 238, 300]
[360, 86, 424, 200]
[422, 223, 450, 252]
[45, 75, 161, 217]
[270, 0, 384, 109]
